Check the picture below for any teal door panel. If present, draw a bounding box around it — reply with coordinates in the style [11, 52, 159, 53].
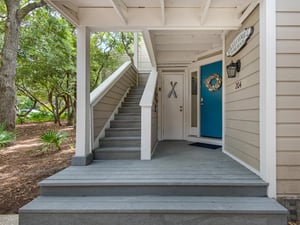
[200, 61, 222, 138]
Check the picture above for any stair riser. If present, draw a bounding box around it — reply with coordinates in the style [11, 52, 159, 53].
[119, 108, 141, 113]
[106, 130, 141, 137]
[94, 150, 140, 160]
[110, 121, 141, 128]
[39, 185, 267, 197]
[114, 115, 141, 120]
[99, 140, 141, 147]
[124, 98, 141, 103]
[122, 103, 140, 107]
[20, 213, 286, 225]
[128, 90, 143, 95]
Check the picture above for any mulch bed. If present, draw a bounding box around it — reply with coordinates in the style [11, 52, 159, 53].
[0, 122, 75, 214]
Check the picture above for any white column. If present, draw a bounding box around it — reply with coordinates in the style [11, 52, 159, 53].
[133, 32, 139, 68]
[72, 26, 92, 166]
[259, 0, 276, 198]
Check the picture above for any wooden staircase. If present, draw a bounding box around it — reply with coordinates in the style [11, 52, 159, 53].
[19, 142, 287, 225]
[93, 86, 144, 160]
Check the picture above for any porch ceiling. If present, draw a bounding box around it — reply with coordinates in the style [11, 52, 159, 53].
[45, 0, 258, 67]
[150, 30, 223, 67]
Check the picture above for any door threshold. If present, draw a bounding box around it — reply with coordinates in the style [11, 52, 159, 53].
[186, 136, 222, 146]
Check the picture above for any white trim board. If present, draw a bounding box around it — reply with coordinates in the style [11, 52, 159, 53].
[259, 0, 277, 198]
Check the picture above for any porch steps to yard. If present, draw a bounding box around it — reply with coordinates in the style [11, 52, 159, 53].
[93, 86, 144, 160]
[20, 196, 286, 225]
[19, 142, 287, 225]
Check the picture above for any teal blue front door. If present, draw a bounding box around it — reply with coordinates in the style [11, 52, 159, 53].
[200, 61, 222, 138]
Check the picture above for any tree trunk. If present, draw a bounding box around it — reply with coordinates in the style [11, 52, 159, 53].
[0, 0, 20, 131]
[0, 0, 46, 131]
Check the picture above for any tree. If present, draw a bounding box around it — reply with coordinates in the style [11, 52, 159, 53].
[89, 32, 135, 90]
[16, 7, 76, 126]
[0, 0, 46, 131]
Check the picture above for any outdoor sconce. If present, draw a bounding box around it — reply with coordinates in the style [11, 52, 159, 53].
[226, 60, 241, 78]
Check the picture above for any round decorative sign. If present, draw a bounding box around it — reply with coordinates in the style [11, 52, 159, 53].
[205, 74, 222, 92]
[226, 27, 254, 57]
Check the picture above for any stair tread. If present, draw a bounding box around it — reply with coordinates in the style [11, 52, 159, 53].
[106, 128, 141, 131]
[20, 196, 287, 214]
[94, 147, 140, 152]
[111, 118, 141, 123]
[101, 136, 141, 141]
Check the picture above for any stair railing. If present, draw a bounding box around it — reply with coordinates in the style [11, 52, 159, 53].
[139, 68, 158, 160]
[90, 61, 138, 149]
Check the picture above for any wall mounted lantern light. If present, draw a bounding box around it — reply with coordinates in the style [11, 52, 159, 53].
[227, 60, 241, 78]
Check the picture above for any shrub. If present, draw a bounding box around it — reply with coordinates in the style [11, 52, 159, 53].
[0, 123, 15, 148]
[40, 130, 68, 152]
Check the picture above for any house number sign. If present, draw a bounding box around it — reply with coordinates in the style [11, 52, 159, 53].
[226, 27, 254, 57]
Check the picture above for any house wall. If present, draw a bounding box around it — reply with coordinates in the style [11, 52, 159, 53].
[138, 37, 152, 71]
[276, 0, 300, 197]
[224, 7, 260, 171]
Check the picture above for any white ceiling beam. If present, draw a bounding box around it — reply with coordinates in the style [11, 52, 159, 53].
[155, 43, 214, 51]
[142, 30, 157, 67]
[110, 0, 128, 24]
[200, 0, 212, 25]
[239, 0, 259, 24]
[160, 0, 165, 25]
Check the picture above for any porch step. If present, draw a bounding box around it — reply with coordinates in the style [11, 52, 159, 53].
[19, 196, 287, 225]
[110, 120, 141, 128]
[93, 147, 140, 160]
[99, 137, 141, 148]
[38, 177, 268, 197]
[105, 128, 141, 137]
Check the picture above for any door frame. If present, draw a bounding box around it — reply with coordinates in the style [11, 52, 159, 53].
[186, 54, 223, 145]
[160, 71, 185, 140]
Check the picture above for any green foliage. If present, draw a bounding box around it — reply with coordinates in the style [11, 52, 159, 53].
[40, 130, 68, 152]
[0, 123, 15, 148]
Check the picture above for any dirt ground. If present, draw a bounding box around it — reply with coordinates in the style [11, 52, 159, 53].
[0, 122, 75, 214]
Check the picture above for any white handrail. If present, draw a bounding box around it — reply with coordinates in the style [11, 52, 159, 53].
[139, 68, 158, 160]
[139, 68, 158, 108]
[90, 61, 134, 107]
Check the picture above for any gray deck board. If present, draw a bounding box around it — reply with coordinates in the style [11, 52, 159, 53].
[41, 141, 265, 186]
[20, 196, 286, 214]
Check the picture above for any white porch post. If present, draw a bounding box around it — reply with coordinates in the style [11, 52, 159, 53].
[72, 26, 93, 166]
[259, 0, 276, 197]
[133, 32, 139, 68]
[141, 106, 152, 160]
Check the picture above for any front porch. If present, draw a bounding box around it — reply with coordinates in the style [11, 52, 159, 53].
[19, 141, 286, 225]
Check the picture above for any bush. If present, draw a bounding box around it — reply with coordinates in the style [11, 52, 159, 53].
[0, 123, 15, 148]
[40, 130, 68, 152]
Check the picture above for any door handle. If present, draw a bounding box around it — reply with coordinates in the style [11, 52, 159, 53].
[200, 98, 204, 106]
[180, 106, 183, 112]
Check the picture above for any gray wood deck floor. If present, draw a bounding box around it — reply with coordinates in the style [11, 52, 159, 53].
[41, 141, 265, 187]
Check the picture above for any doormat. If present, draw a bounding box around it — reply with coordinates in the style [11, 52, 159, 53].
[189, 142, 222, 149]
